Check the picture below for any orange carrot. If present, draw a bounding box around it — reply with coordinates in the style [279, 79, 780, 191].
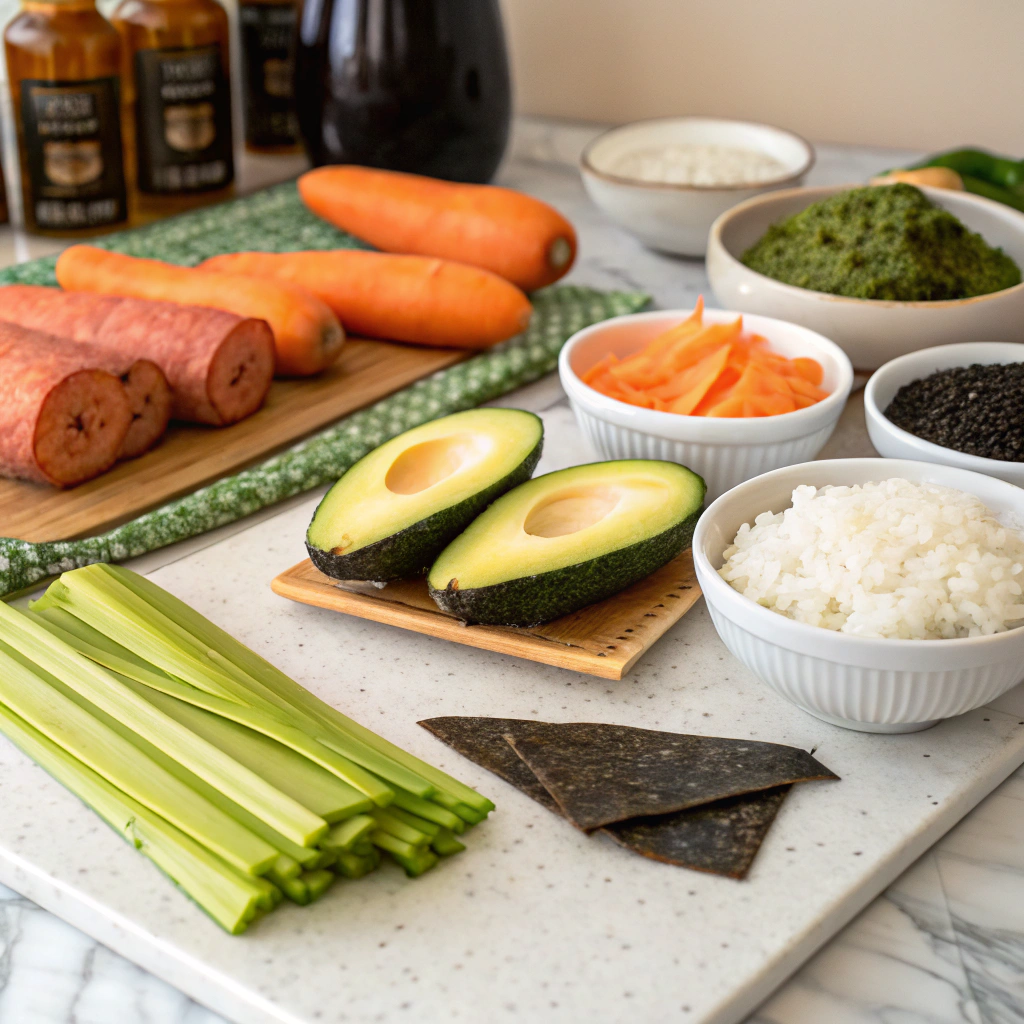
[582, 298, 829, 418]
[298, 166, 577, 292]
[55, 246, 345, 377]
[199, 250, 532, 350]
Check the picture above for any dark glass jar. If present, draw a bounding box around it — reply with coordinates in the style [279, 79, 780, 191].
[295, 0, 511, 183]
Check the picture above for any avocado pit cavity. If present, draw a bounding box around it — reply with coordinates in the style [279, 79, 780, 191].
[523, 486, 621, 538]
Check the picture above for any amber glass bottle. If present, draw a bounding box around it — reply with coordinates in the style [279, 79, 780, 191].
[111, 0, 234, 220]
[239, 0, 299, 152]
[5, 0, 128, 235]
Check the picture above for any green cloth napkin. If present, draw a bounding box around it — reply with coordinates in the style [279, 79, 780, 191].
[0, 184, 647, 595]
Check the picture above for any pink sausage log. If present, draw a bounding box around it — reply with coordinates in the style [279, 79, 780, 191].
[0, 325, 133, 487]
[0, 285, 275, 425]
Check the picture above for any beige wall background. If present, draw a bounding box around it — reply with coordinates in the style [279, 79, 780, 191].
[501, 0, 1022, 153]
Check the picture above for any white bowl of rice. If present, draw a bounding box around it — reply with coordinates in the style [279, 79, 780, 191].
[692, 458, 1024, 733]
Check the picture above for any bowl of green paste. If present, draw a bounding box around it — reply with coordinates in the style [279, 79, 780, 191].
[707, 183, 1024, 370]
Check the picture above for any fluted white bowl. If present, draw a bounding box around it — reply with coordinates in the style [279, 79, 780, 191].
[865, 341, 1024, 487]
[559, 308, 853, 502]
[692, 458, 1024, 733]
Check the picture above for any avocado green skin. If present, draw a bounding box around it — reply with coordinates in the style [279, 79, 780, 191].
[306, 439, 543, 583]
[428, 508, 700, 627]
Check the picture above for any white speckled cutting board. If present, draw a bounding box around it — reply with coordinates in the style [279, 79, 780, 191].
[3, 478, 1024, 1024]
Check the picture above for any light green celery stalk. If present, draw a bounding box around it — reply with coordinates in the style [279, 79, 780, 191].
[369, 831, 423, 860]
[66, 665, 321, 873]
[390, 848, 439, 878]
[0, 603, 328, 848]
[323, 815, 375, 852]
[387, 806, 440, 838]
[371, 809, 432, 848]
[30, 607, 394, 806]
[98, 565, 494, 815]
[431, 829, 466, 857]
[0, 642, 276, 876]
[391, 790, 465, 834]
[267, 867, 310, 905]
[302, 869, 335, 902]
[0, 700, 276, 933]
[114, 676, 373, 823]
[335, 849, 381, 879]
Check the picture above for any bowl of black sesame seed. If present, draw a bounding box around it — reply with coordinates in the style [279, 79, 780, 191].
[865, 342, 1024, 486]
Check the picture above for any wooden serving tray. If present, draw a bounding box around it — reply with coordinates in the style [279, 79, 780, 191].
[271, 551, 702, 680]
[0, 339, 464, 543]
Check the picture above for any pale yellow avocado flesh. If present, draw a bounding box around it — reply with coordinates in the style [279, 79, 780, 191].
[429, 461, 700, 590]
[307, 409, 542, 554]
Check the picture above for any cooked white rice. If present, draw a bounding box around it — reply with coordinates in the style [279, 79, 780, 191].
[718, 478, 1024, 639]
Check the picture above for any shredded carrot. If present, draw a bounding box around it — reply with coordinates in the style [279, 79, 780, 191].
[583, 298, 830, 418]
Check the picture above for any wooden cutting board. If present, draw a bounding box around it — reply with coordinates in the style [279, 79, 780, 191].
[271, 550, 702, 679]
[0, 338, 464, 543]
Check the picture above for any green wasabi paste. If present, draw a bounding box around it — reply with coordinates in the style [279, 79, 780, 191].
[740, 184, 1021, 301]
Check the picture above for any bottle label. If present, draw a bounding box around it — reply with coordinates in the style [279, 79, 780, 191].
[134, 45, 234, 194]
[20, 77, 127, 229]
[240, 1, 298, 147]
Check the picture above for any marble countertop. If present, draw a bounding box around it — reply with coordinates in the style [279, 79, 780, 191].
[0, 119, 1021, 1024]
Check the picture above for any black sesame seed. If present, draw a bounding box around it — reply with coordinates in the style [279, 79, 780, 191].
[883, 363, 1024, 462]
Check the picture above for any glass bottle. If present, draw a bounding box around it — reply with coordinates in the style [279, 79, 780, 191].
[111, 0, 234, 220]
[239, 0, 299, 152]
[5, 0, 128, 235]
[294, 0, 510, 183]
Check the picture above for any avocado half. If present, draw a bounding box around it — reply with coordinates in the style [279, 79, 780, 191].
[427, 459, 706, 626]
[306, 408, 543, 582]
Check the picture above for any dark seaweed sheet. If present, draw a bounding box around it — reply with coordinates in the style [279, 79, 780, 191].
[418, 717, 837, 880]
[504, 721, 836, 831]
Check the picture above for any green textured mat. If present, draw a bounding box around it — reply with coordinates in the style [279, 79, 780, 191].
[0, 182, 647, 597]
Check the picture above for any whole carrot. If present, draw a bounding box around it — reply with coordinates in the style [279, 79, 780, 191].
[200, 250, 533, 349]
[298, 166, 577, 292]
[55, 246, 345, 377]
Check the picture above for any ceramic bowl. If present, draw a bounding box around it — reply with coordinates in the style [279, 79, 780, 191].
[692, 458, 1024, 733]
[580, 117, 814, 257]
[558, 308, 853, 502]
[865, 342, 1024, 487]
[706, 185, 1024, 371]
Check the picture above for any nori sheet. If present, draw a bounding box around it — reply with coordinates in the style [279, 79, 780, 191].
[504, 722, 837, 831]
[418, 717, 838, 880]
[417, 717, 560, 813]
[600, 786, 791, 879]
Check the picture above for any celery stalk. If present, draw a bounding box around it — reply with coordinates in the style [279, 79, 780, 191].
[97, 565, 492, 810]
[369, 831, 421, 859]
[0, 641, 276, 875]
[387, 806, 440, 838]
[390, 849, 439, 878]
[431, 829, 467, 857]
[323, 814, 376, 852]
[391, 789, 465, 834]
[335, 849, 381, 879]
[351, 838, 374, 856]
[371, 809, 432, 848]
[267, 867, 310, 905]
[116, 679, 373, 823]
[0, 603, 328, 849]
[302, 869, 335, 902]
[0, 700, 268, 933]
[49, 659, 323, 870]
[30, 610, 394, 806]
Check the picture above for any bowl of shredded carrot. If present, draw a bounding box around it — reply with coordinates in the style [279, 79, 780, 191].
[559, 299, 854, 500]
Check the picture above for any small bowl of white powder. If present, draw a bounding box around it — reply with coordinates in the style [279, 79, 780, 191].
[581, 116, 814, 257]
[692, 458, 1024, 733]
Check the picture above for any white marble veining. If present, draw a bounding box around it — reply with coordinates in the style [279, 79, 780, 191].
[0, 120, 1021, 1024]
